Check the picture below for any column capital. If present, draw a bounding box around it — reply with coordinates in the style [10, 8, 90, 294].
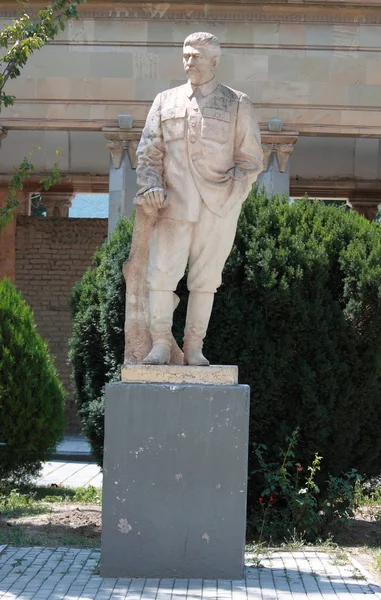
[261, 131, 299, 173]
[42, 192, 75, 217]
[347, 196, 380, 221]
[103, 128, 142, 170]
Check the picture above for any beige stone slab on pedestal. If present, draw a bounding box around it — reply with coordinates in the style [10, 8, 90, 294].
[121, 364, 238, 385]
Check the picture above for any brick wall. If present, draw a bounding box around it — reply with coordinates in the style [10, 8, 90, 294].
[15, 216, 108, 433]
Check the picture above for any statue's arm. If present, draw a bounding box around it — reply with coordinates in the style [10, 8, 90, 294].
[232, 93, 264, 198]
[136, 93, 165, 207]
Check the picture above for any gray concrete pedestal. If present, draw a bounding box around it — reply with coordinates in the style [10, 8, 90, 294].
[101, 380, 250, 579]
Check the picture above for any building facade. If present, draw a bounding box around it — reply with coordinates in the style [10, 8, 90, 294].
[0, 0, 380, 428]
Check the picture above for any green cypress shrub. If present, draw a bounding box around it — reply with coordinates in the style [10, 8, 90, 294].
[0, 278, 65, 481]
[69, 217, 134, 464]
[70, 189, 381, 514]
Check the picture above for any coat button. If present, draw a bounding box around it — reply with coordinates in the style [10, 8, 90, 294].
[190, 136, 196, 143]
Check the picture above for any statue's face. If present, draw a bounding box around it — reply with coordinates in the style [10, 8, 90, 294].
[183, 44, 217, 85]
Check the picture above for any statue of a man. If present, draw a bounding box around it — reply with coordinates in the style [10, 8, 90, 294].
[128, 32, 263, 367]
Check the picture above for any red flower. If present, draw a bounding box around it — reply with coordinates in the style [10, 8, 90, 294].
[258, 497, 264, 503]
[296, 463, 303, 472]
[269, 493, 278, 504]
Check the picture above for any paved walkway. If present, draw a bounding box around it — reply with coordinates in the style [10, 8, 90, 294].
[31, 435, 102, 488]
[28, 440, 381, 598]
[34, 460, 103, 488]
[55, 436, 93, 461]
[0, 547, 380, 599]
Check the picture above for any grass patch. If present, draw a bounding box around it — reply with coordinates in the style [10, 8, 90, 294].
[330, 548, 350, 566]
[31, 484, 102, 505]
[374, 550, 381, 573]
[0, 484, 102, 548]
[355, 483, 381, 507]
[0, 489, 50, 519]
[0, 484, 101, 514]
[0, 525, 100, 548]
[71, 486, 101, 504]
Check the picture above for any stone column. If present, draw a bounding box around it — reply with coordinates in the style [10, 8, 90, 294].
[347, 197, 380, 222]
[43, 192, 74, 217]
[258, 120, 298, 198]
[104, 119, 140, 235]
[0, 188, 29, 283]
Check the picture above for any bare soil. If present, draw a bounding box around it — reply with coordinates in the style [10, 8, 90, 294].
[335, 505, 381, 549]
[334, 505, 381, 585]
[1, 503, 380, 548]
[0, 503, 101, 546]
[0, 501, 380, 584]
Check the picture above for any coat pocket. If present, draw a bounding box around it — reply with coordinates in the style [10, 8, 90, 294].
[201, 107, 231, 143]
[161, 106, 186, 142]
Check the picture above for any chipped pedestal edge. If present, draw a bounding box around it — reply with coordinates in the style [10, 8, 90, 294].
[121, 364, 238, 385]
[101, 380, 249, 579]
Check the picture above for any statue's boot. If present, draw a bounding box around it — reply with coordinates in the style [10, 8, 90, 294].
[183, 291, 214, 366]
[143, 290, 173, 365]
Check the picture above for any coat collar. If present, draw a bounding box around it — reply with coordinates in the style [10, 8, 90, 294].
[184, 77, 219, 98]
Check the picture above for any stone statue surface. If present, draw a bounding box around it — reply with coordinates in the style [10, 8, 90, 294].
[123, 32, 263, 367]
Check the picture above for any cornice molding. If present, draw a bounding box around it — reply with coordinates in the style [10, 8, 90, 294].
[290, 178, 381, 200]
[47, 40, 381, 54]
[7, 99, 381, 114]
[0, 174, 109, 194]
[3, 116, 381, 138]
[0, 172, 380, 201]
[1, 2, 381, 24]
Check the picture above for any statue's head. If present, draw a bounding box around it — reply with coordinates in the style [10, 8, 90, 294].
[183, 32, 221, 86]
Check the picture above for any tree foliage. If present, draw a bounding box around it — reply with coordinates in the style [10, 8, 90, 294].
[0, 0, 84, 108]
[0, 147, 62, 229]
[0, 278, 66, 480]
[70, 189, 381, 514]
[0, 0, 85, 230]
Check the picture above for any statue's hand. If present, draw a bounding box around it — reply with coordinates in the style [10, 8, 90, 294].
[143, 187, 166, 211]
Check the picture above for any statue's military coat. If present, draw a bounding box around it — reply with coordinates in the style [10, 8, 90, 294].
[136, 77, 263, 223]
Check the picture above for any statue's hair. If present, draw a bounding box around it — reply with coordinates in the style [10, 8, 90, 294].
[183, 32, 221, 59]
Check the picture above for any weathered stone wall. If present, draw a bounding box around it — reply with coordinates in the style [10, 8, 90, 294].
[15, 216, 108, 433]
[1, 1, 381, 137]
[0, 1, 381, 198]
